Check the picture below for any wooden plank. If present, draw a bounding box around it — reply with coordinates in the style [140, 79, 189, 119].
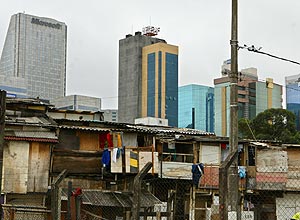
[139, 152, 158, 173]
[161, 162, 193, 179]
[27, 142, 51, 192]
[246, 166, 256, 178]
[52, 155, 101, 174]
[2, 141, 29, 193]
[59, 177, 103, 189]
[111, 149, 123, 173]
[53, 149, 102, 157]
[287, 149, 300, 167]
[200, 145, 220, 165]
[77, 131, 100, 151]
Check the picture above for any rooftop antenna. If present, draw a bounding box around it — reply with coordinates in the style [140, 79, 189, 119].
[142, 17, 160, 37]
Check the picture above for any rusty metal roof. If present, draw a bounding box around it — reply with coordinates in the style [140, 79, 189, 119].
[4, 136, 58, 143]
[4, 131, 58, 143]
[55, 118, 214, 136]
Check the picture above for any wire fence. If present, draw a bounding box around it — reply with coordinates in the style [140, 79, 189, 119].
[2, 172, 300, 220]
[2, 148, 300, 220]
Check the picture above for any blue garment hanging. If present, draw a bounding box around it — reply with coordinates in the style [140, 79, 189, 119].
[192, 163, 204, 187]
[102, 149, 111, 166]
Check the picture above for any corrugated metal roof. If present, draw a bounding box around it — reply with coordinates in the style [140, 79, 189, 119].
[4, 136, 58, 143]
[249, 141, 271, 148]
[5, 116, 56, 127]
[56, 119, 214, 136]
[61, 190, 161, 208]
[6, 97, 51, 106]
[4, 131, 58, 143]
[59, 125, 110, 132]
[5, 131, 57, 139]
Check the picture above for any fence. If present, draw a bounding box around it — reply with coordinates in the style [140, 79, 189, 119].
[2, 204, 67, 220]
[2, 166, 300, 219]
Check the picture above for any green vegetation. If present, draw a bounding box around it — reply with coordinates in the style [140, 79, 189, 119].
[239, 108, 300, 143]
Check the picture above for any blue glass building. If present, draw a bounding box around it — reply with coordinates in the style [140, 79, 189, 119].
[286, 74, 300, 130]
[142, 43, 178, 127]
[178, 84, 214, 132]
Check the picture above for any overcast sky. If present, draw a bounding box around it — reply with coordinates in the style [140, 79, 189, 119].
[1, 0, 300, 109]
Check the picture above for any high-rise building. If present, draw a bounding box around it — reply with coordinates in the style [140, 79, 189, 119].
[214, 61, 282, 137]
[118, 30, 179, 126]
[0, 13, 67, 101]
[103, 109, 118, 122]
[51, 95, 101, 112]
[286, 74, 300, 130]
[178, 84, 214, 132]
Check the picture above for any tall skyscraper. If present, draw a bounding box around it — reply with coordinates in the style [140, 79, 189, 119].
[118, 30, 179, 126]
[214, 62, 282, 137]
[178, 84, 214, 132]
[0, 13, 67, 100]
[286, 74, 300, 130]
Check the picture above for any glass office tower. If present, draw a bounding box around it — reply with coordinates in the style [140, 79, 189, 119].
[178, 84, 214, 132]
[214, 66, 282, 137]
[286, 74, 300, 130]
[0, 13, 67, 101]
[141, 42, 178, 127]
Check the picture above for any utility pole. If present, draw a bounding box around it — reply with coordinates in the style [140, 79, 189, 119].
[229, 0, 240, 219]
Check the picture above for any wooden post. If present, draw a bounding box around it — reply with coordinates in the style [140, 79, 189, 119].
[75, 195, 82, 220]
[51, 184, 57, 220]
[125, 210, 131, 220]
[189, 186, 195, 220]
[51, 169, 68, 220]
[219, 151, 238, 220]
[0, 90, 6, 220]
[156, 211, 161, 220]
[67, 181, 72, 220]
[131, 162, 153, 220]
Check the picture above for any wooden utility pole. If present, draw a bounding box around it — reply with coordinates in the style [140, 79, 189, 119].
[229, 0, 240, 219]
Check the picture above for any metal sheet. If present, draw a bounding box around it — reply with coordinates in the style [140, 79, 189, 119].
[257, 149, 288, 172]
[161, 162, 193, 179]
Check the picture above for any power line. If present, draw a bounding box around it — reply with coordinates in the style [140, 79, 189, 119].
[239, 44, 300, 66]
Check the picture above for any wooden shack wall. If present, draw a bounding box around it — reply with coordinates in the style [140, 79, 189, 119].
[2, 141, 29, 193]
[200, 144, 220, 165]
[52, 154, 102, 174]
[27, 142, 51, 192]
[76, 131, 100, 151]
[59, 177, 103, 189]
